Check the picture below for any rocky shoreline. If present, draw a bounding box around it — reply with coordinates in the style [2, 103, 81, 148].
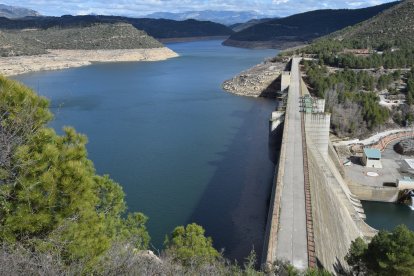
[222, 59, 287, 98]
[0, 47, 178, 76]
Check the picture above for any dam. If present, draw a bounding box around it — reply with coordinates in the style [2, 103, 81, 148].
[263, 58, 376, 273]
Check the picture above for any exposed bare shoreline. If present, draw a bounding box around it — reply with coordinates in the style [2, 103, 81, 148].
[0, 47, 179, 76]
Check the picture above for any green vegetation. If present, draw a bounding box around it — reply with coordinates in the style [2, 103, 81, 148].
[346, 225, 414, 275]
[0, 76, 149, 265]
[303, 43, 414, 69]
[223, 2, 397, 48]
[0, 76, 335, 274]
[406, 68, 414, 105]
[377, 71, 400, 91]
[295, 1, 414, 70]
[332, 0, 414, 51]
[164, 223, 220, 265]
[0, 14, 234, 40]
[0, 23, 163, 57]
[304, 62, 375, 98]
[290, 1, 414, 138]
[302, 60, 390, 136]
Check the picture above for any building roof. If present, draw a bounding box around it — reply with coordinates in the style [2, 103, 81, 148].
[364, 148, 381, 159]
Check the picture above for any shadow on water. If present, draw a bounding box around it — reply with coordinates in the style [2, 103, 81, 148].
[187, 96, 283, 264]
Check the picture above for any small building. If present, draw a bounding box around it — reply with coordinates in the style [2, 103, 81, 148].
[362, 148, 382, 169]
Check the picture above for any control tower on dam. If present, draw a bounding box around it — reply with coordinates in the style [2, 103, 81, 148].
[263, 58, 376, 274]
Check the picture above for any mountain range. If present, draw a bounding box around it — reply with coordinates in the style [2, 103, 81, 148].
[0, 1, 408, 51]
[223, 1, 400, 49]
[145, 10, 270, 25]
[0, 15, 234, 40]
[0, 4, 40, 18]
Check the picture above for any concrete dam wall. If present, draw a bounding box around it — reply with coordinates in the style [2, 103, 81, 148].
[307, 136, 376, 272]
[262, 58, 377, 274]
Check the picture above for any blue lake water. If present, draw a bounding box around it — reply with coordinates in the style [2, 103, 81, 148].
[362, 201, 414, 231]
[15, 40, 278, 261]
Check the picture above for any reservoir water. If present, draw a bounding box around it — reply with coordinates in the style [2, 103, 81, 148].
[362, 201, 414, 231]
[15, 40, 278, 261]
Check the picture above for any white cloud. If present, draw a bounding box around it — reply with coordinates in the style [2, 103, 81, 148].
[273, 0, 289, 4]
[4, 0, 397, 17]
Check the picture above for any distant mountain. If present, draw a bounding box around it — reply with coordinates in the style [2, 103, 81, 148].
[0, 4, 40, 18]
[223, 1, 399, 49]
[0, 23, 163, 57]
[145, 10, 268, 25]
[230, 18, 272, 32]
[0, 15, 234, 40]
[329, 0, 414, 49]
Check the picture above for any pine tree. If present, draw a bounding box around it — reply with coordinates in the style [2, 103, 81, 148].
[0, 76, 149, 266]
[164, 223, 220, 265]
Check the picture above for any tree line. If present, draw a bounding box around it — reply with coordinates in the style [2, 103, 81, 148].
[299, 39, 414, 70]
[302, 60, 390, 136]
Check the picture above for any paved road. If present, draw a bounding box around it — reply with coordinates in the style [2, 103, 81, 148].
[334, 128, 414, 147]
[276, 58, 308, 269]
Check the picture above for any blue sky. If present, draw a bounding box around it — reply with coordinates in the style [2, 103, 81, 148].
[8, 0, 397, 17]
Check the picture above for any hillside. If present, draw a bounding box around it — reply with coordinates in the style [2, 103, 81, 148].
[145, 10, 266, 25]
[0, 4, 40, 18]
[223, 1, 399, 49]
[0, 15, 234, 39]
[230, 18, 272, 32]
[299, 0, 414, 69]
[0, 23, 163, 57]
[331, 0, 414, 49]
[288, 1, 414, 138]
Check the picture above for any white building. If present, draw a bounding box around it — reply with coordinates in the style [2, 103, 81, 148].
[362, 148, 382, 169]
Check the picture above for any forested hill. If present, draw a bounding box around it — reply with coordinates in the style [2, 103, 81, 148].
[223, 1, 399, 49]
[330, 0, 414, 49]
[0, 15, 234, 39]
[0, 23, 164, 57]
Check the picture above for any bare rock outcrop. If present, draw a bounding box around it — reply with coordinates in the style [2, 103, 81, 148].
[222, 59, 286, 98]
